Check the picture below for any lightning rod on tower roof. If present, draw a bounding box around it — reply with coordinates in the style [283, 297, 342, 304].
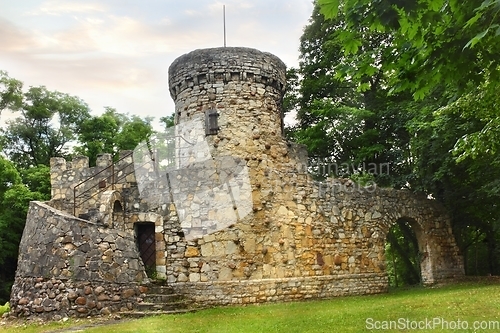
[223, 5, 226, 47]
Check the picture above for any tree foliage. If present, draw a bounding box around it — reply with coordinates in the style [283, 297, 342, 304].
[0, 71, 22, 112]
[318, 0, 500, 99]
[159, 114, 175, 129]
[289, 4, 418, 187]
[0, 72, 91, 168]
[74, 107, 153, 166]
[0, 156, 45, 303]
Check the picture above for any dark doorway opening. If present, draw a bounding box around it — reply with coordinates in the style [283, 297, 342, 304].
[136, 223, 156, 277]
[385, 219, 422, 287]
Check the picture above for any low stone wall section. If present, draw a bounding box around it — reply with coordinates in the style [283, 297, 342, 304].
[10, 201, 148, 319]
[10, 277, 146, 320]
[172, 273, 388, 306]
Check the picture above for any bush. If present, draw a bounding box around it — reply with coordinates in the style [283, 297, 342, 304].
[0, 302, 10, 316]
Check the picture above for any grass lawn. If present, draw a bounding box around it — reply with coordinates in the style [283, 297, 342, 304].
[2, 281, 499, 333]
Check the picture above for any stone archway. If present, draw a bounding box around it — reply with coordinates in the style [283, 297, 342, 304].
[371, 189, 464, 285]
[98, 190, 124, 228]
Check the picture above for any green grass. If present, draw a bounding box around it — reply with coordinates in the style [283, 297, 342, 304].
[2, 281, 500, 333]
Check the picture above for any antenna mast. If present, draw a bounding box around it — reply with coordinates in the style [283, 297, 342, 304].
[223, 5, 226, 47]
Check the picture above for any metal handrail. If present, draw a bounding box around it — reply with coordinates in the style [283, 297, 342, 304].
[73, 152, 134, 216]
[72, 135, 195, 216]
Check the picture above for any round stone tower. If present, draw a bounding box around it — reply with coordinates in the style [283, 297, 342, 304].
[168, 47, 287, 163]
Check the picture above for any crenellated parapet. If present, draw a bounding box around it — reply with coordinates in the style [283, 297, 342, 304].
[168, 47, 286, 103]
[49, 151, 135, 216]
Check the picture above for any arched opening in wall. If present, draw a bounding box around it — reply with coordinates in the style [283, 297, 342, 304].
[135, 222, 156, 278]
[112, 200, 124, 226]
[113, 200, 123, 212]
[385, 218, 422, 288]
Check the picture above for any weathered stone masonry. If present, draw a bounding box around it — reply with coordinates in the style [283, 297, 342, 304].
[10, 201, 147, 319]
[10, 47, 464, 318]
[163, 48, 463, 305]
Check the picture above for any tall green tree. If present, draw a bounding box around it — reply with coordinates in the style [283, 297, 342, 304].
[290, 4, 419, 187]
[75, 108, 153, 165]
[293, 1, 500, 277]
[0, 72, 91, 168]
[0, 156, 45, 303]
[409, 81, 500, 275]
[75, 107, 121, 165]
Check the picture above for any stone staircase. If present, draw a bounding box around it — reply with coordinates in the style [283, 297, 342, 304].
[121, 283, 195, 318]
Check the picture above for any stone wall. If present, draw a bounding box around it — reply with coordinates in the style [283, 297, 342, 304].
[10, 201, 148, 319]
[10, 278, 146, 320]
[174, 274, 388, 306]
[50, 151, 135, 218]
[163, 177, 463, 291]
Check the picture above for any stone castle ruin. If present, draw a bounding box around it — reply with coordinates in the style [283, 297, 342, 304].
[10, 47, 464, 319]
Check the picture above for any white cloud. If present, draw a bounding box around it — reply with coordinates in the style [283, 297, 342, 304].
[0, 0, 314, 128]
[0, 18, 39, 52]
[29, 0, 106, 16]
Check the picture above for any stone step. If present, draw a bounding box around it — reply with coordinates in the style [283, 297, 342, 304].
[136, 300, 189, 312]
[143, 293, 184, 303]
[125, 283, 196, 318]
[119, 308, 196, 318]
[142, 284, 176, 295]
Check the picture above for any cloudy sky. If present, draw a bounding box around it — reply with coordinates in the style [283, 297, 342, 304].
[0, 0, 314, 129]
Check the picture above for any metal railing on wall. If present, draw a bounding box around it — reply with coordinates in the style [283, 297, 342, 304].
[72, 135, 195, 217]
[72, 152, 134, 217]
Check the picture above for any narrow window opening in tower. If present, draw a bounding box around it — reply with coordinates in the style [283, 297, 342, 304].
[205, 109, 220, 135]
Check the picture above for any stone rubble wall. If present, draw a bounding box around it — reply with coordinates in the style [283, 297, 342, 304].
[164, 176, 464, 293]
[10, 201, 148, 319]
[173, 273, 388, 306]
